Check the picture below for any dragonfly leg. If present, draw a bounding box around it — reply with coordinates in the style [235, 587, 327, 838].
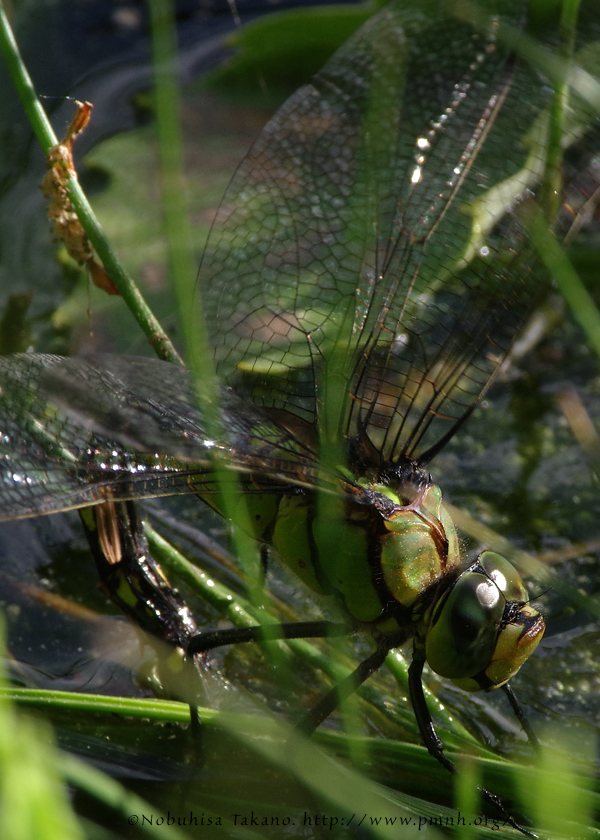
[187, 702, 205, 767]
[296, 645, 389, 736]
[502, 684, 541, 753]
[407, 655, 455, 773]
[187, 620, 348, 654]
[408, 655, 537, 838]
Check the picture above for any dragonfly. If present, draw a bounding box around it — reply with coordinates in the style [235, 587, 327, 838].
[1, 0, 599, 829]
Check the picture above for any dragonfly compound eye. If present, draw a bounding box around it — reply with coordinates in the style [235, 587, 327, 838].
[425, 552, 545, 692]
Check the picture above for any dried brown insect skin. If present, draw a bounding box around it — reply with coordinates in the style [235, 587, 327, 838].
[41, 100, 119, 296]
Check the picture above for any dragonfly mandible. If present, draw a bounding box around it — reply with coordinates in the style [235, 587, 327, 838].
[1, 0, 599, 828]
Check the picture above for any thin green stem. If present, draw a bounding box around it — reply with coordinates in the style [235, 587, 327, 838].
[147, 0, 268, 614]
[0, 0, 182, 364]
[146, 0, 209, 374]
[540, 0, 582, 219]
[530, 209, 600, 363]
[0, 687, 194, 722]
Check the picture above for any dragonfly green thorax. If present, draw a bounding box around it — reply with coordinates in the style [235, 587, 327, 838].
[231, 438, 545, 693]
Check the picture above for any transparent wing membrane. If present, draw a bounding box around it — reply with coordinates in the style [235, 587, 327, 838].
[0, 0, 598, 517]
[0, 354, 321, 520]
[199, 0, 574, 465]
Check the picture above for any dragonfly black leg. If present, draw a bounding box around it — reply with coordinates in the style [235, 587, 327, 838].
[408, 655, 455, 773]
[187, 620, 348, 654]
[188, 702, 205, 767]
[296, 646, 389, 736]
[502, 684, 541, 753]
[408, 656, 537, 838]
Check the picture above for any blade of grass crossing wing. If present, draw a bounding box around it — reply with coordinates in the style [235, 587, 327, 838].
[146, 0, 284, 672]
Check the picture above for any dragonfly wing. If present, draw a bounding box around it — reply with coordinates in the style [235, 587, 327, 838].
[199, 0, 599, 465]
[0, 354, 322, 521]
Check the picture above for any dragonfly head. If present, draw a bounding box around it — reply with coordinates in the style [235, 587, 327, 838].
[424, 551, 545, 692]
